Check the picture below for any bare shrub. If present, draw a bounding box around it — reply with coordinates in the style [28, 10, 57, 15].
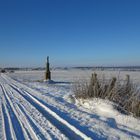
[74, 73, 140, 117]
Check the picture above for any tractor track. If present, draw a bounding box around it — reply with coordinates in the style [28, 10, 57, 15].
[0, 74, 92, 140]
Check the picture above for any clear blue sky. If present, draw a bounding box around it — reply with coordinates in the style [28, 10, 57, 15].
[0, 0, 140, 67]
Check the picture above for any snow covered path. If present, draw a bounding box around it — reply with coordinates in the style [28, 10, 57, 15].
[1, 72, 140, 140]
[0, 74, 92, 140]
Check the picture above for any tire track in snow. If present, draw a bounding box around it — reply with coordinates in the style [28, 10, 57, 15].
[2, 74, 92, 140]
[0, 75, 68, 140]
[17, 104, 48, 140]
[0, 84, 17, 140]
[4, 82, 67, 140]
[11, 84, 88, 140]
[4, 86, 40, 140]
[15, 104, 44, 140]
[1, 103, 15, 140]
[0, 84, 27, 140]
[1, 83, 50, 140]
[0, 88, 5, 140]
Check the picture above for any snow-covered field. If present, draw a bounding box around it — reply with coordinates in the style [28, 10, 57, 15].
[0, 69, 140, 140]
[8, 69, 140, 83]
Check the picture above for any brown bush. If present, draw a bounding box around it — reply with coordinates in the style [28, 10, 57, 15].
[74, 73, 140, 117]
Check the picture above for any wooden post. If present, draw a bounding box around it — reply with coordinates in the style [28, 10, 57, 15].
[90, 73, 98, 86]
[109, 77, 116, 92]
[126, 74, 130, 86]
[125, 74, 131, 93]
[107, 77, 116, 99]
[45, 56, 51, 80]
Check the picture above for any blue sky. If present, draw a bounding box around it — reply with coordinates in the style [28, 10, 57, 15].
[0, 0, 140, 67]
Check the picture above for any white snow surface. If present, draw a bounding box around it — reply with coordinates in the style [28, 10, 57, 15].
[0, 69, 140, 140]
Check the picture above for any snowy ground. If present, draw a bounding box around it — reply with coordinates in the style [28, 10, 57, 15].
[0, 69, 140, 140]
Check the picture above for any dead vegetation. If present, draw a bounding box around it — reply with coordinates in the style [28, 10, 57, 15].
[74, 73, 140, 117]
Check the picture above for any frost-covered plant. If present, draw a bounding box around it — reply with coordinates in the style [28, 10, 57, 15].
[74, 73, 140, 117]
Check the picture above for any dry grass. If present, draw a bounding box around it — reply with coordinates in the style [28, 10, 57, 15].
[74, 73, 140, 117]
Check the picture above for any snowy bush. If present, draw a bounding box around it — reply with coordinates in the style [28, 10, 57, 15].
[74, 73, 140, 117]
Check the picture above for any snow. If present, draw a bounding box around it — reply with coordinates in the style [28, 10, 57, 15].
[0, 69, 140, 140]
[9, 69, 140, 83]
[76, 98, 140, 130]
